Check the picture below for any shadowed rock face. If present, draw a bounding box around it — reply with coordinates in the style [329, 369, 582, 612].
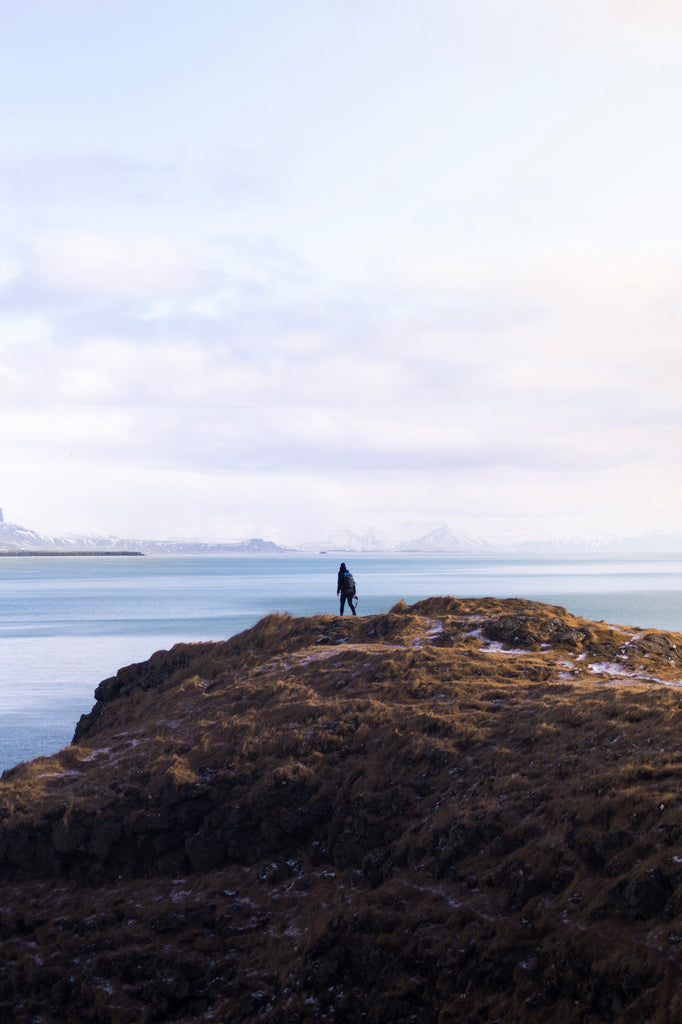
[1, 597, 682, 1022]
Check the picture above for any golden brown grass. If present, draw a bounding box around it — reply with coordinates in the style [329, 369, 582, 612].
[0, 597, 682, 1022]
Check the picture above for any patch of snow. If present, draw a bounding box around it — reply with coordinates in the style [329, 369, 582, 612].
[465, 627, 525, 654]
[588, 661, 625, 676]
[81, 748, 110, 762]
[298, 649, 342, 666]
[169, 888, 193, 902]
[427, 621, 444, 635]
[586, 661, 677, 687]
[415, 619, 444, 647]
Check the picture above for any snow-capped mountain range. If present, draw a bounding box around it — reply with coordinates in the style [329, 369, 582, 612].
[300, 524, 491, 553]
[0, 510, 284, 554]
[0, 510, 491, 554]
[0, 508, 681, 555]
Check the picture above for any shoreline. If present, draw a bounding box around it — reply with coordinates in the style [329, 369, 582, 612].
[0, 550, 145, 557]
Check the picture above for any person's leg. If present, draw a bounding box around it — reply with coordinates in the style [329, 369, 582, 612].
[339, 594, 345, 615]
[350, 596, 357, 616]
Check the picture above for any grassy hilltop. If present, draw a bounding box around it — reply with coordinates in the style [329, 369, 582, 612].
[1, 597, 682, 1022]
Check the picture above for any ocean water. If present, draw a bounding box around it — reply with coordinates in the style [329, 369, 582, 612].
[1, 551, 682, 773]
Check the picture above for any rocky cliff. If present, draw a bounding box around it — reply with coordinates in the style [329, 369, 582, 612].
[1, 597, 682, 1022]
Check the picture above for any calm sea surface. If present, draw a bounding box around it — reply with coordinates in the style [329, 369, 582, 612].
[1, 551, 682, 773]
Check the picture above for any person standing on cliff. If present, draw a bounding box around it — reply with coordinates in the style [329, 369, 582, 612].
[337, 562, 357, 616]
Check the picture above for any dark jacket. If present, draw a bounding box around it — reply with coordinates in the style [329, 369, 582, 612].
[337, 566, 355, 595]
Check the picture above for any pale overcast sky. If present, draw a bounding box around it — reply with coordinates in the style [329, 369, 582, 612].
[1, 0, 681, 544]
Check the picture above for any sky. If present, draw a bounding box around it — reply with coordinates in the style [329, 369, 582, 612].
[1, 0, 682, 545]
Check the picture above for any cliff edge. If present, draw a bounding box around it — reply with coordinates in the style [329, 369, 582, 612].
[1, 597, 682, 1022]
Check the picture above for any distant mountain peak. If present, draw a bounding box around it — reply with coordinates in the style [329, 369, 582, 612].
[0, 516, 288, 554]
[395, 525, 491, 552]
[300, 523, 490, 553]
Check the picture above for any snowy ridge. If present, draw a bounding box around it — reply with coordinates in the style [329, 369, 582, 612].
[300, 522, 491, 553]
[3, 510, 682, 555]
[0, 519, 285, 554]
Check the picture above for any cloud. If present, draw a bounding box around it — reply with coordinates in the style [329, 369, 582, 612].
[0, 407, 137, 457]
[0, 150, 281, 211]
[602, 0, 682, 25]
[0, 0, 680, 542]
[2, 237, 679, 498]
[0, 153, 177, 206]
[544, 0, 682, 26]
[544, 0, 682, 61]
[0, 313, 52, 351]
[30, 231, 211, 301]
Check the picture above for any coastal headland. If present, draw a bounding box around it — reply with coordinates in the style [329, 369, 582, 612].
[1, 597, 681, 1022]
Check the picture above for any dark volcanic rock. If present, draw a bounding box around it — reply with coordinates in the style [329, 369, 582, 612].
[481, 612, 587, 649]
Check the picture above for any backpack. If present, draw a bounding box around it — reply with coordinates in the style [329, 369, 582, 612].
[342, 571, 356, 596]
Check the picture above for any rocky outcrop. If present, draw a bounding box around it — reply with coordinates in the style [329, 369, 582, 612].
[1, 597, 682, 1022]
